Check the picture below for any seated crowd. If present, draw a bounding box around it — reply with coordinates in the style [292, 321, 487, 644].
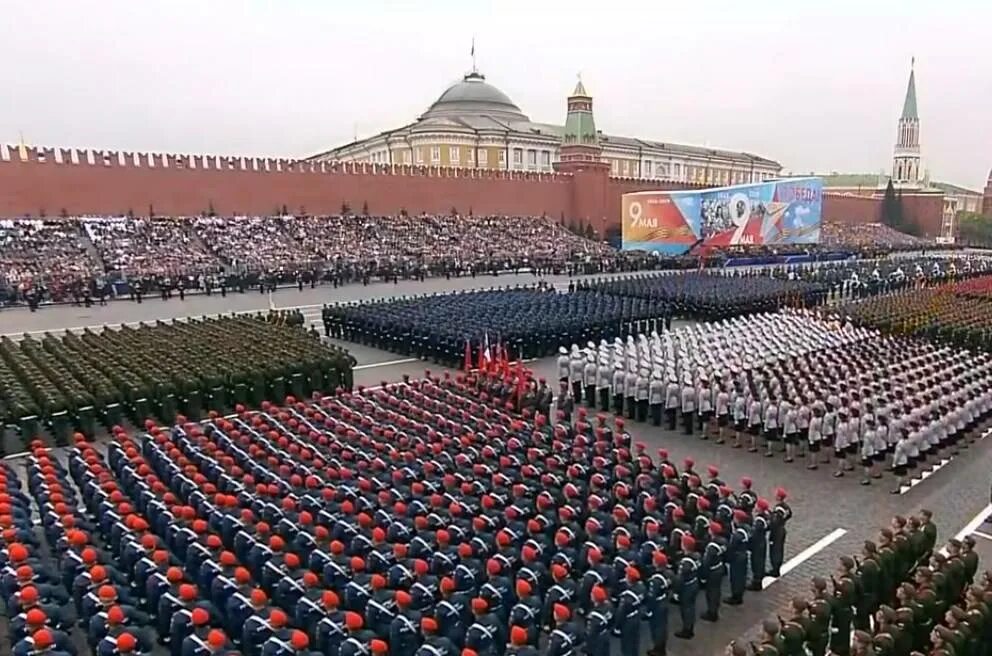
[1, 365, 792, 656]
[0, 219, 102, 303]
[0, 214, 961, 307]
[84, 217, 220, 279]
[819, 222, 928, 250]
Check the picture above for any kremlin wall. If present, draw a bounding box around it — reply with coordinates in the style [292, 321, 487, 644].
[0, 145, 944, 237]
[0, 64, 962, 239]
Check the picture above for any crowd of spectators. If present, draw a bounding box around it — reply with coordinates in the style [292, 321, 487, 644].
[820, 221, 928, 249]
[0, 219, 102, 302]
[84, 217, 220, 277]
[0, 214, 965, 309]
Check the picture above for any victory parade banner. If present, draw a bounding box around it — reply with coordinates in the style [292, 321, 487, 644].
[621, 177, 823, 255]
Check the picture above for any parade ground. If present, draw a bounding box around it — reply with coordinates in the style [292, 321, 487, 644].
[4, 271, 992, 653]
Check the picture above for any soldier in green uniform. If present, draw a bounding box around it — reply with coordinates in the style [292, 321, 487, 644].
[858, 542, 883, 631]
[830, 577, 856, 656]
[945, 540, 968, 603]
[759, 619, 786, 656]
[895, 584, 927, 653]
[778, 598, 809, 656]
[878, 530, 898, 606]
[961, 537, 979, 587]
[852, 630, 876, 656]
[872, 633, 896, 656]
[918, 509, 938, 561]
[806, 594, 832, 656]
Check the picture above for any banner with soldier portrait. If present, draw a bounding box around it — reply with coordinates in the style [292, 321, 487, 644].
[621, 177, 823, 255]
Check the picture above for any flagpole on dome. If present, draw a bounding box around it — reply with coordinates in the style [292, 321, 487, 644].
[470, 36, 477, 74]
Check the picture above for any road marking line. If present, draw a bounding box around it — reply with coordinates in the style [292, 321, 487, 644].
[353, 358, 420, 370]
[972, 530, 992, 542]
[901, 429, 992, 494]
[762, 528, 847, 589]
[941, 503, 992, 556]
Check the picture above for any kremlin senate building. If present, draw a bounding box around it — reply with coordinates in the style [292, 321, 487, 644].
[310, 68, 783, 187]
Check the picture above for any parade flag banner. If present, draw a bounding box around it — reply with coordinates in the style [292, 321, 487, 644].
[621, 177, 823, 255]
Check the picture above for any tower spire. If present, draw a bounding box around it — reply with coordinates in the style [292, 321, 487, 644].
[892, 59, 922, 186]
[901, 58, 918, 120]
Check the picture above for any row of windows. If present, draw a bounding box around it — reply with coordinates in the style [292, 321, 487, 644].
[609, 158, 773, 184]
[363, 149, 772, 181]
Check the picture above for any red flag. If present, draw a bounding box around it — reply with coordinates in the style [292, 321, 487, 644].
[515, 357, 526, 402]
[463, 339, 472, 372]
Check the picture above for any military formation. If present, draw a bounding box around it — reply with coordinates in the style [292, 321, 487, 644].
[731, 511, 992, 656]
[576, 273, 830, 322]
[2, 363, 795, 656]
[555, 309, 992, 491]
[323, 287, 672, 366]
[841, 275, 992, 352]
[0, 314, 355, 441]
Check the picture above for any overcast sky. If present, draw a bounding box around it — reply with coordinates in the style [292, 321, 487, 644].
[3, 0, 990, 189]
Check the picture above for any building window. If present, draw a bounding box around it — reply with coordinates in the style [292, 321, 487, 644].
[674, 163, 681, 179]
[657, 163, 667, 179]
[644, 161, 653, 178]
[449, 147, 460, 164]
[416, 148, 424, 164]
[403, 151, 411, 164]
[513, 148, 523, 167]
[527, 149, 537, 169]
[431, 146, 441, 164]
[498, 150, 506, 165]
[541, 151, 551, 168]
[479, 150, 488, 166]
[621, 161, 629, 176]
[467, 149, 474, 164]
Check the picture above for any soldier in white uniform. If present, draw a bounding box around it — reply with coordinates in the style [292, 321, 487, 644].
[649, 370, 665, 427]
[556, 346, 570, 385]
[596, 355, 612, 412]
[583, 349, 598, 408]
[781, 398, 798, 463]
[611, 362, 626, 415]
[762, 395, 779, 458]
[665, 374, 680, 431]
[731, 385, 747, 449]
[680, 376, 696, 435]
[635, 368, 650, 423]
[806, 405, 823, 470]
[624, 363, 638, 420]
[568, 345, 585, 405]
[715, 382, 730, 445]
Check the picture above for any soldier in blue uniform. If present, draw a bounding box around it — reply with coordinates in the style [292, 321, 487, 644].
[724, 510, 752, 605]
[674, 536, 700, 640]
[645, 554, 671, 656]
[748, 499, 770, 591]
[616, 567, 644, 656]
[768, 489, 791, 578]
[700, 522, 727, 622]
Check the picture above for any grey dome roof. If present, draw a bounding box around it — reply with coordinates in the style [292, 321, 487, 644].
[421, 72, 529, 122]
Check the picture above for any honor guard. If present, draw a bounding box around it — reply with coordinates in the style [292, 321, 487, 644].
[635, 369, 650, 423]
[583, 349, 598, 408]
[649, 371, 665, 427]
[596, 355, 612, 413]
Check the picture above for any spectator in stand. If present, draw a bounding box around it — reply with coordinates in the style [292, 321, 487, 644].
[0, 219, 102, 306]
[820, 221, 928, 249]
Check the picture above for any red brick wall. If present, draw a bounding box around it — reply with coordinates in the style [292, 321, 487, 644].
[822, 193, 882, 224]
[822, 192, 943, 238]
[0, 151, 573, 219]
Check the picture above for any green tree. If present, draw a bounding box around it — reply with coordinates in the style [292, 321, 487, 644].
[583, 221, 595, 239]
[362, 201, 369, 216]
[880, 180, 904, 232]
[567, 219, 578, 234]
[956, 211, 992, 245]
